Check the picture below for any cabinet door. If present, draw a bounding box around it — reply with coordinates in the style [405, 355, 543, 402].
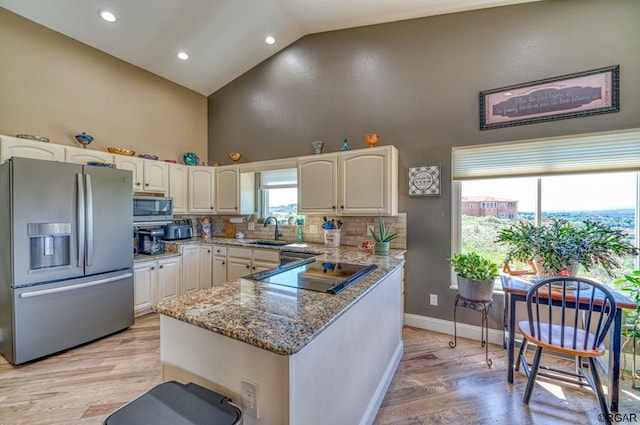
[215, 165, 239, 214]
[181, 244, 200, 294]
[213, 256, 227, 285]
[64, 146, 115, 164]
[114, 155, 144, 191]
[339, 146, 398, 215]
[169, 163, 189, 214]
[199, 245, 213, 289]
[143, 159, 169, 193]
[133, 261, 155, 316]
[297, 154, 338, 214]
[157, 257, 181, 302]
[0, 137, 66, 163]
[227, 258, 252, 281]
[188, 167, 215, 213]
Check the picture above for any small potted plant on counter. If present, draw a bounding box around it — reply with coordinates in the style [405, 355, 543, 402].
[369, 212, 399, 255]
[450, 252, 499, 301]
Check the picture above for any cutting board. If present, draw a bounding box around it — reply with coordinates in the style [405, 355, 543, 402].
[224, 222, 236, 238]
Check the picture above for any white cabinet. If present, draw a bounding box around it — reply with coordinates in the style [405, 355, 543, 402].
[64, 146, 115, 165]
[297, 146, 398, 215]
[188, 166, 215, 213]
[215, 165, 240, 214]
[339, 146, 398, 215]
[212, 245, 227, 285]
[226, 246, 279, 281]
[113, 155, 168, 193]
[0, 136, 66, 163]
[133, 256, 181, 316]
[297, 153, 338, 214]
[180, 244, 201, 294]
[199, 245, 213, 289]
[168, 163, 189, 214]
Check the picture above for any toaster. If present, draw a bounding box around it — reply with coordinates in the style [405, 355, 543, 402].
[162, 219, 193, 240]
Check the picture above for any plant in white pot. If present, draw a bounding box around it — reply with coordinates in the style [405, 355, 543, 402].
[369, 212, 399, 255]
[450, 252, 499, 301]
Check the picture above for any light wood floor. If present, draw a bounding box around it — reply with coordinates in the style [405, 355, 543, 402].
[1, 314, 639, 425]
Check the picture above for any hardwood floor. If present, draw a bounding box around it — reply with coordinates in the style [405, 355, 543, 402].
[1, 315, 638, 424]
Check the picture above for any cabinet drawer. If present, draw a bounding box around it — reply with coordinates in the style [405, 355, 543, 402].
[252, 248, 280, 263]
[212, 245, 227, 257]
[228, 246, 251, 259]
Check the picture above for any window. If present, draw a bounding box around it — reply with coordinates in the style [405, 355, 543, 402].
[257, 168, 300, 224]
[452, 128, 640, 286]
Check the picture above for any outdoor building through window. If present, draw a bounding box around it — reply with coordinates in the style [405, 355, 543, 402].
[452, 129, 640, 286]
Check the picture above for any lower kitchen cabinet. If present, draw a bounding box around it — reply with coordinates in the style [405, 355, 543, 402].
[212, 245, 227, 285]
[180, 244, 201, 294]
[226, 246, 279, 281]
[200, 245, 213, 289]
[133, 256, 181, 317]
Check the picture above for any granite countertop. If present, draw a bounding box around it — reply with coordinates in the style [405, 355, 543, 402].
[152, 247, 405, 355]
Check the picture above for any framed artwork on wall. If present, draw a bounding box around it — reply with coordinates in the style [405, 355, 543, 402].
[408, 165, 440, 196]
[479, 65, 620, 130]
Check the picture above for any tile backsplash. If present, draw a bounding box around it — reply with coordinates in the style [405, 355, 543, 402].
[175, 213, 407, 250]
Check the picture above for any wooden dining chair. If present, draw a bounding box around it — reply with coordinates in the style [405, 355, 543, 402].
[517, 276, 617, 422]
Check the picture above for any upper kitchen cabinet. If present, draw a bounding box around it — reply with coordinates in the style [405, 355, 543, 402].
[64, 145, 114, 165]
[113, 155, 168, 193]
[168, 163, 189, 214]
[297, 153, 339, 214]
[188, 166, 215, 213]
[297, 146, 398, 215]
[0, 135, 66, 163]
[339, 145, 398, 215]
[215, 165, 255, 215]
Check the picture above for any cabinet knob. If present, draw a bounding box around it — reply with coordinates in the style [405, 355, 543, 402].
[341, 205, 344, 209]
[332, 206, 336, 210]
[222, 261, 225, 265]
[207, 249, 211, 253]
[246, 265, 250, 269]
[210, 206, 214, 210]
[159, 265, 164, 269]
[234, 207, 238, 210]
[150, 266, 155, 270]
[136, 182, 141, 186]
[145, 183, 149, 186]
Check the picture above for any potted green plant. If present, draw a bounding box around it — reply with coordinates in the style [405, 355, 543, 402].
[496, 218, 639, 277]
[614, 270, 640, 388]
[369, 212, 399, 255]
[450, 252, 499, 301]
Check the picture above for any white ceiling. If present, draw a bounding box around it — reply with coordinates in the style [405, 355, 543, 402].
[0, 0, 538, 96]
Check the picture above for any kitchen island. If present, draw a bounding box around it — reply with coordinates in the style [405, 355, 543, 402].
[153, 249, 405, 425]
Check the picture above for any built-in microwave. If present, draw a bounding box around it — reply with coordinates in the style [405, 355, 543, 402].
[133, 196, 173, 224]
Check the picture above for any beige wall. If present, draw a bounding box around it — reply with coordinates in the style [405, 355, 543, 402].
[207, 0, 640, 326]
[0, 8, 207, 161]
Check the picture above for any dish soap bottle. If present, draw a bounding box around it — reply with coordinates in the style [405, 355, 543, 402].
[341, 138, 351, 151]
[296, 218, 304, 243]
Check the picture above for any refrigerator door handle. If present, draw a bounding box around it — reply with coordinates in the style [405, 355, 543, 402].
[19, 273, 134, 298]
[85, 174, 94, 266]
[77, 173, 85, 267]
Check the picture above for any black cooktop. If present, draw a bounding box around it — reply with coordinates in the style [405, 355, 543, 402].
[248, 259, 377, 294]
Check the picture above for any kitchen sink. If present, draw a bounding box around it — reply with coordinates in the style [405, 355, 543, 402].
[243, 240, 289, 247]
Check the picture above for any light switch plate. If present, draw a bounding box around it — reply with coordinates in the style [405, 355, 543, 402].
[248, 222, 255, 231]
[309, 224, 318, 234]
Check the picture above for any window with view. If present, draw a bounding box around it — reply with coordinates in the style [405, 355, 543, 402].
[258, 168, 303, 225]
[452, 129, 640, 286]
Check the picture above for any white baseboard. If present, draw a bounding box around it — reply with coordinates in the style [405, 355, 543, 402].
[360, 340, 403, 425]
[404, 313, 503, 346]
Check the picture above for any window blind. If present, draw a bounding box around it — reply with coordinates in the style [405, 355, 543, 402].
[259, 168, 297, 187]
[452, 128, 640, 180]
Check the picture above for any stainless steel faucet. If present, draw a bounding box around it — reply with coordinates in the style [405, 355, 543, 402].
[264, 216, 282, 240]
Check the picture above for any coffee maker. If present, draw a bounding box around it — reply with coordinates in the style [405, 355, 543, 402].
[137, 228, 165, 255]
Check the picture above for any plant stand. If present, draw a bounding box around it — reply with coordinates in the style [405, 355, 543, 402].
[621, 334, 640, 390]
[449, 294, 493, 367]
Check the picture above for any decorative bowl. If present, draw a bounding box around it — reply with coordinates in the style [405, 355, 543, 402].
[75, 132, 94, 149]
[228, 152, 243, 163]
[363, 134, 379, 148]
[138, 153, 159, 160]
[107, 147, 135, 156]
[183, 152, 200, 166]
[164, 159, 177, 163]
[16, 134, 49, 143]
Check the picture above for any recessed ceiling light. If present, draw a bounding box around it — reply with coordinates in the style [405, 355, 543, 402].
[177, 51, 190, 61]
[98, 9, 117, 23]
[265, 36, 276, 45]
[504, 92, 513, 96]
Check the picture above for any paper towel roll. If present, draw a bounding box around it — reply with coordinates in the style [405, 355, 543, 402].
[229, 216, 246, 224]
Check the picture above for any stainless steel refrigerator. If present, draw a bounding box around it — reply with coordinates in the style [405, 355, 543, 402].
[0, 157, 134, 364]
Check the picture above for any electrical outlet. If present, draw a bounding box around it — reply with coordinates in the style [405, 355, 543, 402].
[430, 294, 438, 306]
[366, 225, 375, 236]
[248, 222, 255, 231]
[241, 379, 259, 418]
[309, 224, 318, 234]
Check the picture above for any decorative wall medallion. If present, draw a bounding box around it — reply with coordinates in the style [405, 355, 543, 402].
[409, 165, 440, 196]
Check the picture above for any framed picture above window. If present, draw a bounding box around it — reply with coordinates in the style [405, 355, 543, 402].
[408, 165, 440, 196]
[479, 65, 620, 130]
